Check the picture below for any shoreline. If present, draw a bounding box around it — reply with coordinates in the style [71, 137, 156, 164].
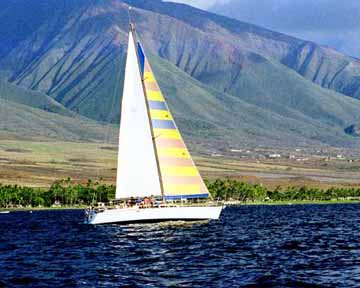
[225, 199, 360, 206]
[0, 206, 87, 212]
[2, 200, 360, 212]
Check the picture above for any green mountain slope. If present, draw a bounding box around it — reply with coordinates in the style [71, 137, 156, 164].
[151, 54, 360, 148]
[0, 80, 72, 116]
[126, 0, 360, 100]
[0, 98, 117, 143]
[0, 0, 360, 149]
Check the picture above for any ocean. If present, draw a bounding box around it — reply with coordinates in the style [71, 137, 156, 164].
[1, 204, 360, 287]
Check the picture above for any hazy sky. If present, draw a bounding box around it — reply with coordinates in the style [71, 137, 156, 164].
[168, 0, 360, 58]
[168, 0, 229, 9]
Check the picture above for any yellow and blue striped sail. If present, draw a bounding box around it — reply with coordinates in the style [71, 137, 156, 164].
[138, 43, 209, 200]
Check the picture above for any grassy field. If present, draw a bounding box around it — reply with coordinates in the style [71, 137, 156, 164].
[1, 140, 360, 190]
[197, 156, 360, 190]
[0, 140, 117, 187]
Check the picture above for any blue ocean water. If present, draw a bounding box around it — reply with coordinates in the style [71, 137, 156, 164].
[1, 204, 360, 287]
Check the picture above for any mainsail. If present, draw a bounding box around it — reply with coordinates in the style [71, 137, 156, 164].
[116, 30, 161, 199]
[116, 26, 209, 200]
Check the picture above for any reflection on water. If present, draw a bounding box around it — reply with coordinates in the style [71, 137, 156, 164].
[1, 205, 360, 287]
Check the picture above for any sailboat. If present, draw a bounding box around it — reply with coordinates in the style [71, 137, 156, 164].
[85, 24, 223, 225]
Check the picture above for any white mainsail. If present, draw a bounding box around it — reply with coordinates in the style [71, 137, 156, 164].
[115, 31, 162, 199]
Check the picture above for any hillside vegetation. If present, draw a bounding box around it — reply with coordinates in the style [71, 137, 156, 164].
[0, 0, 359, 148]
[1, 178, 360, 208]
[0, 98, 117, 142]
[0, 79, 72, 116]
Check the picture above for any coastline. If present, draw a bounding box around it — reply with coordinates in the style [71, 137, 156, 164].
[0, 206, 87, 212]
[225, 199, 360, 206]
[2, 200, 360, 212]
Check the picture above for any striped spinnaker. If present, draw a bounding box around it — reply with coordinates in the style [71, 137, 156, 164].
[138, 44, 209, 200]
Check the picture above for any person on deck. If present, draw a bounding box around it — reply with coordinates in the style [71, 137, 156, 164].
[144, 197, 151, 208]
[128, 197, 136, 207]
[150, 195, 155, 207]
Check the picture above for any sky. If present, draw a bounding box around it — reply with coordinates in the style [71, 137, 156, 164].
[168, 0, 225, 9]
[168, 0, 360, 58]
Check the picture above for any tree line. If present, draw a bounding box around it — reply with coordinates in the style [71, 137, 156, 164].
[0, 178, 360, 208]
[206, 178, 360, 202]
[0, 178, 115, 208]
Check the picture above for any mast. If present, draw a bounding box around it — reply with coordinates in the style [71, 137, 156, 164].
[129, 24, 166, 202]
[124, 8, 209, 201]
[116, 20, 162, 199]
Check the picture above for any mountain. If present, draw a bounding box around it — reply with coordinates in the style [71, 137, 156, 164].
[0, 98, 117, 142]
[0, 0, 126, 123]
[0, 79, 72, 116]
[151, 53, 360, 148]
[126, 0, 360, 100]
[0, 0, 360, 149]
[209, 0, 360, 60]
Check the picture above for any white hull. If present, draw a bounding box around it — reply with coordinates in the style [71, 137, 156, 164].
[85, 206, 223, 225]
[0, 211, 10, 214]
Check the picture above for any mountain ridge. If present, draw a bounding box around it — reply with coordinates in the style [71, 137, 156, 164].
[125, 0, 360, 100]
[0, 0, 360, 149]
